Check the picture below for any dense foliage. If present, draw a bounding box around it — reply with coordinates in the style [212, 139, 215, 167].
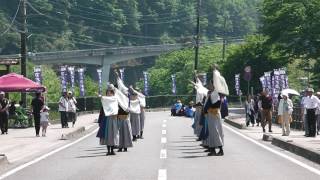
[0, 0, 260, 54]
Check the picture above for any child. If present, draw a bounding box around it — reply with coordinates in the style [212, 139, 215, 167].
[40, 106, 50, 137]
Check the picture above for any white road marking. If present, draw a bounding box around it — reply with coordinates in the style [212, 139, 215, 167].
[0, 128, 99, 180]
[162, 130, 167, 135]
[224, 124, 320, 176]
[161, 137, 167, 144]
[163, 120, 167, 123]
[160, 149, 167, 159]
[158, 169, 167, 180]
[162, 124, 167, 128]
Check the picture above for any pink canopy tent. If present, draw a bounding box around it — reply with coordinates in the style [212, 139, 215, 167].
[0, 73, 46, 92]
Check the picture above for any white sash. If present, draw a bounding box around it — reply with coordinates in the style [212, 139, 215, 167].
[129, 99, 141, 114]
[117, 77, 129, 95]
[213, 70, 229, 95]
[115, 88, 129, 111]
[101, 96, 118, 116]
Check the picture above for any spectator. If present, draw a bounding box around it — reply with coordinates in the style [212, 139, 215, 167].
[304, 88, 320, 137]
[245, 96, 255, 127]
[316, 92, 320, 135]
[8, 101, 16, 118]
[0, 91, 9, 135]
[59, 92, 69, 128]
[31, 92, 44, 137]
[278, 93, 293, 136]
[67, 91, 77, 127]
[185, 101, 195, 117]
[40, 106, 50, 137]
[259, 90, 273, 133]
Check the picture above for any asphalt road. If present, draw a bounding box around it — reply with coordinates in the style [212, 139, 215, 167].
[3, 112, 320, 180]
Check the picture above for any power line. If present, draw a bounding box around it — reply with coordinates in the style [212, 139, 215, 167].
[0, 0, 22, 36]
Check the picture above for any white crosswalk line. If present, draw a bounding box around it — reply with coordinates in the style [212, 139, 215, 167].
[160, 149, 167, 159]
[161, 137, 167, 144]
[158, 169, 167, 180]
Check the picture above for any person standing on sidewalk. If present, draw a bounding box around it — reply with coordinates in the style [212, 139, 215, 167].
[304, 88, 320, 137]
[245, 95, 255, 127]
[278, 93, 293, 136]
[259, 90, 273, 133]
[67, 91, 77, 127]
[40, 106, 50, 137]
[316, 92, 320, 135]
[0, 91, 9, 135]
[31, 92, 44, 137]
[58, 92, 68, 128]
[301, 90, 309, 136]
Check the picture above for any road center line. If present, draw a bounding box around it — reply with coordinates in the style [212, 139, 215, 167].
[162, 124, 167, 128]
[161, 137, 167, 144]
[0, 128, 99, 180]
[158, 169, 167, 180]
[162, 130, 167, 135]
[163, 120, 167, 123]
[160, 149, 167, 159]
[223, 124, 320, 176]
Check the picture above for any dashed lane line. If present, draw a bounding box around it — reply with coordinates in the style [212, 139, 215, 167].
[158, 169, 167, 180]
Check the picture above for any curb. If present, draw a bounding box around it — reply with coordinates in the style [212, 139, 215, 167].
[0, 154, 8, 166]
[224, 118, 246, 129]
[60, 127, 86, 140]
[271, 137, 320, 164]
[262, 134, 273, 141]
[145, 108, 170, 112]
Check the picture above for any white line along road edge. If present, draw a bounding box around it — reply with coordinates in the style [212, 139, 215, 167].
[158, 169, 167, 180]
[223, 124, 320, 176]
[162, 130, 167, 135]
[0, 128, 99, 180]
[161, 137, 167, 144]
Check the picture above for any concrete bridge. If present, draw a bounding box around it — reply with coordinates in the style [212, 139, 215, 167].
[27, 44, 187, 82]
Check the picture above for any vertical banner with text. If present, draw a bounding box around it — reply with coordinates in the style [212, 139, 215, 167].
[60, 66, 67, 93]
[33, 66, 42, 85]
[97, 69, 103, 96]
[78, 68, 85, 97]
[119, 68, 125, 80]
[171, 74, 176, 95]
[235, 74, 240, 96]
[68, 66, 75, 93]
[143, 71, 149, 96]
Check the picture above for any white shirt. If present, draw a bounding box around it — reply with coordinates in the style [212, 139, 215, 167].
[58, 97, 68, 112]
[40, 111, 49, 122]
[67, 97, 77, 112]
[303, 95, 320, 109]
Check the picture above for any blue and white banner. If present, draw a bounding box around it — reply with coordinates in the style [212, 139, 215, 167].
[171, 74, 176, 95]
[119, 68, 125, 80]
[78, 68, 85, 97]
[33, 66, 42, 84]
[68, 66, 75, 93]
[273, 69, 280, 101]
[60, 66, 67, 93]
[97, 69, 103, 96]
[235, 74, 240, 96]
[259, 76, 266, 90]
[143, 71, 149, 96]
[264, 72, 272, 93]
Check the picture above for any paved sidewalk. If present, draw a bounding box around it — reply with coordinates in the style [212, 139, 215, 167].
[225, 112, 320, 164]
[0, 113, 98, 168]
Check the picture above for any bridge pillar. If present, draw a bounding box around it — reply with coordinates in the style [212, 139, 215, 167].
[102, 62, 111, 84]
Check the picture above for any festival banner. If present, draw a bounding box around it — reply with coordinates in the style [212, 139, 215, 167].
[264, 72, 272, 93]
[235, 74, 240, 96]
[273, 69, 280, 101]
[68, 66, 75, 93]
[97, 69, 103, 96]
[171, 74, 176, 95]
[33, 66, 42, 84]
[143, 71, 149, 96]
[119, 68, 125, 80]
[78, 68, 85, 97]
[60, 66, 67, 93]
[259, 76, 266, 90]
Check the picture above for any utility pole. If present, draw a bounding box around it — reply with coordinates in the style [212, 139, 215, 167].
[20, 0, 27, 107]
[194, 0, 201, 71]
[222, 16, 227, 61]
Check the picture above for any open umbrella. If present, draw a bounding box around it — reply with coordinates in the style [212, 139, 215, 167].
[281, 89, 300, 96]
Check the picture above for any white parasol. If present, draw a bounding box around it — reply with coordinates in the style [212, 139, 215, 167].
[281, 89, 300, 96]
